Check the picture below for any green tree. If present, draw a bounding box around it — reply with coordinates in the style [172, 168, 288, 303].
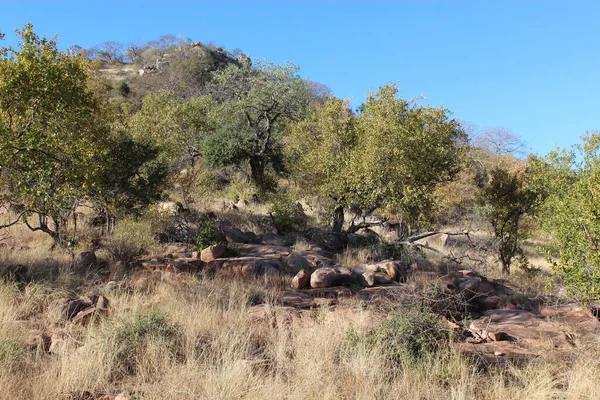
[208, 62, 310, 190]
[0, 24, 110, 245]
[350, 85, 467, 230]
[287, 85, 467, 235]
[286, 97, 357, 232]
[479, 159, 538, 275]
[532, 132, 600, 299]
[130, 93, 216, 169]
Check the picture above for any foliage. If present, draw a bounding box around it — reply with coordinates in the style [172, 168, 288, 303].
[130, 92, 216, 169]
[268, 194, 306, 233]
[209, 62, 310, 189]
[104, 217, 155, 265]
[346, 309, 451, 366]
[287, 85, 467, 233]
[116, 80, 130, 97]
[203, 121, 255, 170]
[531, 132, 600, 300]
[93, 133, 168, 219]
[480, 159, 538, 275]
[113, 310, 180, 376]
[194, 219, 226, 251]
[0, 24, 111, 245]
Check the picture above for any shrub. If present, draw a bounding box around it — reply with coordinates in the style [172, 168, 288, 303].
[104, 218, 155, 265]
[268, 195, 306, 233]
[194, 219, 226, 251]
[346, 310, 451, 367]
[116, 80, 130, 97]
[113, 310, 181, 377]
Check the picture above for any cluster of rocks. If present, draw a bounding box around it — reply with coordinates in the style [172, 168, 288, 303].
[291, 260, 407, 290]
[445, 269, 509, 312]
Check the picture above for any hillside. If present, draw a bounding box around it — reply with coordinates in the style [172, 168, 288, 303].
[1, 26, 600, 400]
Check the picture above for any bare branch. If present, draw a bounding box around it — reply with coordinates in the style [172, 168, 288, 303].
[405, 230, 471, 243]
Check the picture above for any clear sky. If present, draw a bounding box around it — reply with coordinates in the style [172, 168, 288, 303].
[2, 0, 599, 156]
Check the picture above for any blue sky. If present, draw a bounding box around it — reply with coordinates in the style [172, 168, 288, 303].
[2, 1, 599, 156]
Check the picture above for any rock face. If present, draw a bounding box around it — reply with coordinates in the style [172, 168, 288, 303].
[284, 254, 312, 274]
[310, 267, 357, 288]
[200, 244, 226, 262]
[446, 269, 509, 311]
[75, 252, 96, 268]
[291, 269, 311, 289]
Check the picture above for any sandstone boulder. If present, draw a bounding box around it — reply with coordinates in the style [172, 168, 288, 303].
[310, 266, 357, 288]
[284, 253, 312, 274]
[291, 269, 311, 289]
[361, 271, 394, 287]
[200, 244, 226, 262]
[261, 232, 293, 246]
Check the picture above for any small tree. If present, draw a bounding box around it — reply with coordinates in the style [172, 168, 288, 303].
[287, 85, 467, 235]
[532, 132, 600, 299]
[130, 93, 216, 169]
[480, 161, 537, 275]
[0, 25, 111, 246]
[208, 62, 310, 190]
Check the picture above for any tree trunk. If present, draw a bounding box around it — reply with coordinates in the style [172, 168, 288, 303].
[332, 205, 345, 234]
[249, 157, 266, 188]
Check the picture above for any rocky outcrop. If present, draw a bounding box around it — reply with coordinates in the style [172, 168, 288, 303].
[221, 225, 258, 244]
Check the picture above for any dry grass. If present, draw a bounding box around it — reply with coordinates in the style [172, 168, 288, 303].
[1, 223, 599, 400]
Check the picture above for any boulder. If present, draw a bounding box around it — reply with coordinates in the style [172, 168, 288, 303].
[221, 225, 258, 244]
[310, 266, 357, 288]
[476, 295, 502, 311]
[75, 252, 96, 268]
[277, 291, 315, 308]
[261, 232, 293, 246]
[200, 244, 226, 262]
[361, 271, 394, 287]
[363, 260, 407, 282]
[291, 269, 311, 289]
[63, 295, 110, 324]
[284, 253, 312, 274]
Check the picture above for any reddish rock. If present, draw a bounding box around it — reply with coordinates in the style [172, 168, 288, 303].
[278, 291, 315, 308]
[310, 266, 357, 288]
[361, 271, 394, 287]
[200, 244, 226, 262]
[284, 253, 312, 274]
[477, 295, 502, 311]
[291, 269, 311, 289]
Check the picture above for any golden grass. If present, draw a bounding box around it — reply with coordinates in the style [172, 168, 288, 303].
[0, 223, 598, 400]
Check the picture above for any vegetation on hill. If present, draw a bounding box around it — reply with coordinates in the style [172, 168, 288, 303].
[2, 24, 600, 399]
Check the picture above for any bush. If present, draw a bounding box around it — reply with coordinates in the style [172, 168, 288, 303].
[104, 218, 155, 265]
[116, 80, 130, 97]
[194, 219, 226, 251]
[268, 195, 306, 233]
[113, 310, 181, 377]
[346, 310, 451, 367]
